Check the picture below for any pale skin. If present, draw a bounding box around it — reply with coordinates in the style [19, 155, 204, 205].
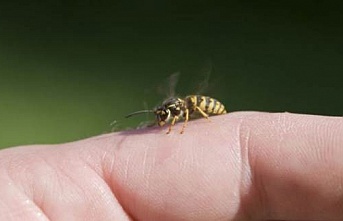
[0, 112, 342, 221]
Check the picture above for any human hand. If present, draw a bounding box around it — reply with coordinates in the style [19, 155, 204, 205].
[0, 112, 342, 221]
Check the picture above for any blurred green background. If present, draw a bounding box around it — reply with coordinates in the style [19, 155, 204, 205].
[0, 1, 342, 149]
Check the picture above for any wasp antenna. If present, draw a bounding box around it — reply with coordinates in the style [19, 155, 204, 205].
[125, 110, 154, 118]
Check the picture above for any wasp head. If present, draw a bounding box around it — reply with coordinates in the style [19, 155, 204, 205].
[126, 97, 185, 127]
[154, 106, 170, 126]
[154, 97, 184, 126]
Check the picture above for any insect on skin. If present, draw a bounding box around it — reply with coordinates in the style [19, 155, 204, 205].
[125, 95, 227, 134]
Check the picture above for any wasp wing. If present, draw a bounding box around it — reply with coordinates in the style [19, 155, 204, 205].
[157, 71, 180, 98]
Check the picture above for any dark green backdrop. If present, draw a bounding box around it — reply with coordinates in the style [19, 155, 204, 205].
[0, 1, 342, 149]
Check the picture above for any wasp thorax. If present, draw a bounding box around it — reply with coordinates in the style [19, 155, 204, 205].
[164, 98, 184, 115]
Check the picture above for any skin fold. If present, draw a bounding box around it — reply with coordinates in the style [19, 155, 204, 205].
[0, 112, 342, 221]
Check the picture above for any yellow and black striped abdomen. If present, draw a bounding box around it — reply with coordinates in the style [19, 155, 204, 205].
[185, 95, 227, 115]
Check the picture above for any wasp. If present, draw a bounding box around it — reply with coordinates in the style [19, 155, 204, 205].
[126, 95, 227, 134]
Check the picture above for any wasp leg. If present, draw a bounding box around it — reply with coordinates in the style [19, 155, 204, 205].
[180, 109, 189, 134]
[195, 107, 211, 121]
[166, 116, 178, 134]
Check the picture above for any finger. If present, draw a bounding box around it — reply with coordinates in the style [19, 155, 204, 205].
[1, 112, 342, 221]
[0, 144, 133, 221]
[103, 112, 343, 221]
[240, 112, 343, 220]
